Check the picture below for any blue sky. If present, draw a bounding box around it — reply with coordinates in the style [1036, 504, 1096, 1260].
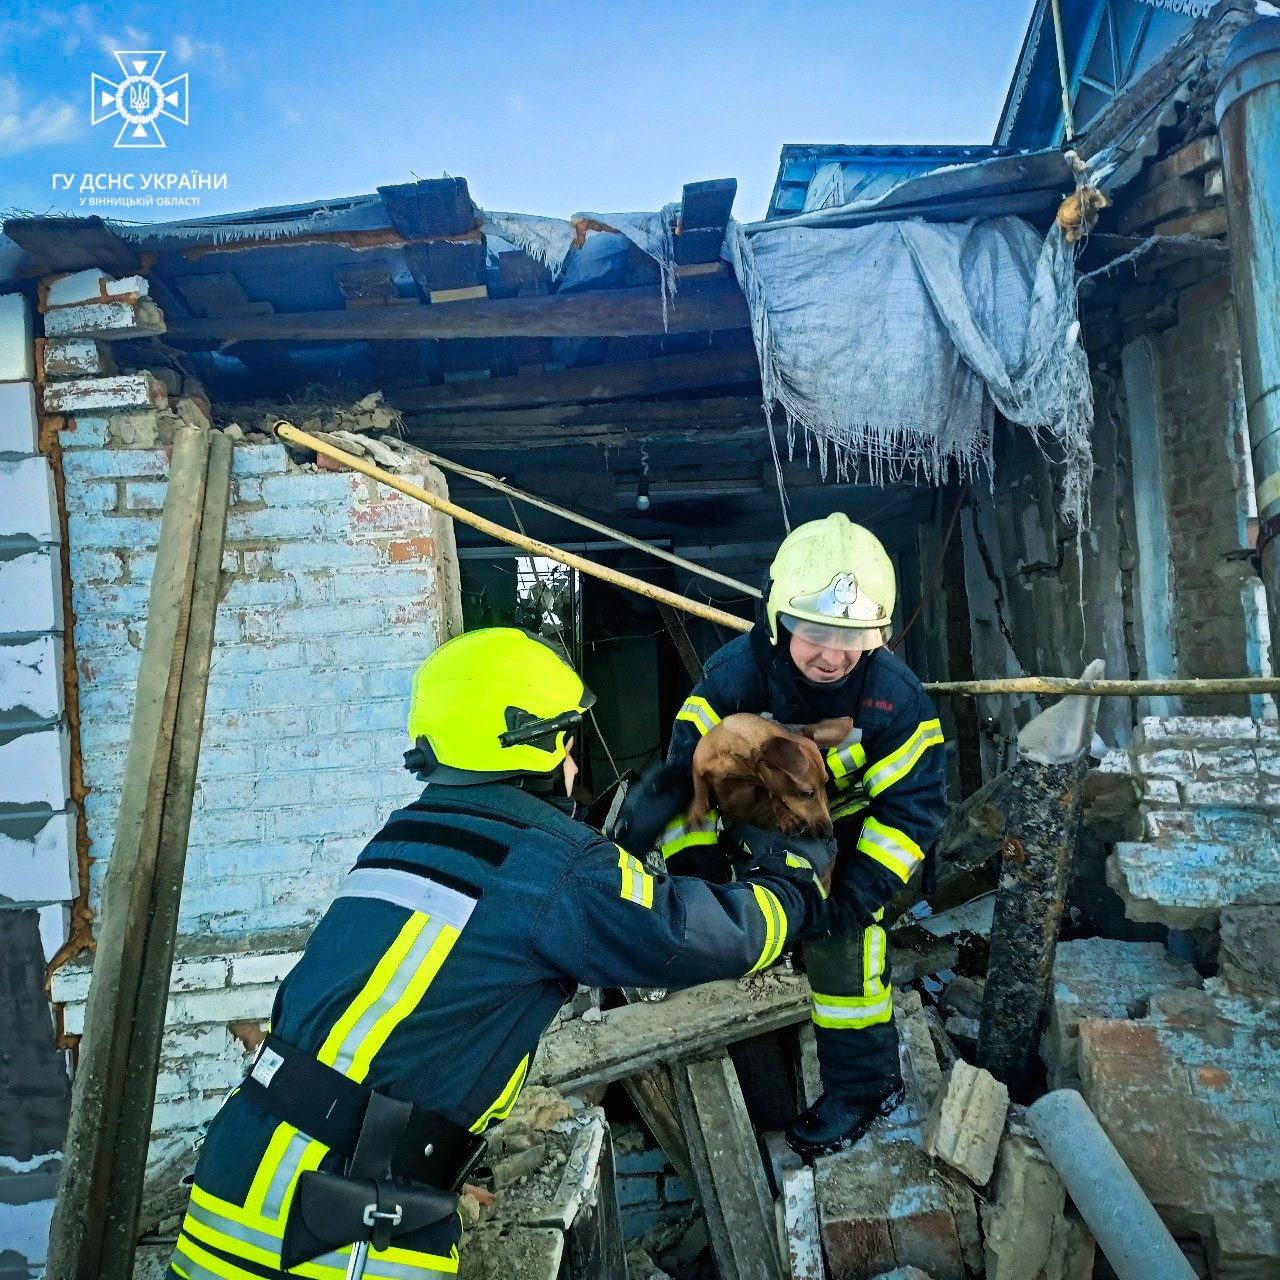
[1, 1, 1036, 225]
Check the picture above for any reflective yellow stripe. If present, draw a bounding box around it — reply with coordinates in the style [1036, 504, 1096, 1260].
[825, 739, 867, 789]
[857, 816, 925, 884]
[317, 913, 430, 1070]
[749, 883, 787, 972]
[347, 924, 462, 1082]
[658, 810, 718, 858]
[470, 1053, 531, 1134]
[862, 924, 887, 999]
[174, 1234, 263, 1280]
[811, 987, 894, 1029]
[863, 719, 943, 796]
[676, 695, 721, 736]
[618, 848, 655, 908]
[182, 1189, 459, 1277]
[829, 791, 869, 822]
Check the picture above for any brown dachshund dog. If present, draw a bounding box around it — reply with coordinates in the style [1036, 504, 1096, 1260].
[689, 713, 855, 838]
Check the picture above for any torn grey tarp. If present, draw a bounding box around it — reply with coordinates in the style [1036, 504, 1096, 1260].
[480, 205, 681, 319]
[728, 214, 1093, 528]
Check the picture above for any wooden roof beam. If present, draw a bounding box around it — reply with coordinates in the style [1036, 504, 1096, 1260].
[163, 281, 749, 343]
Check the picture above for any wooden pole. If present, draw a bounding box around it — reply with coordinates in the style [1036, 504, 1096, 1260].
[99, 432, 233, 1274]
[410, 446, 760, 599]
[275, 421, 752, 632]
[925, 675, 1280, 697]
[47, 426, 211, 1280]
[977, 663, 1103, 1094]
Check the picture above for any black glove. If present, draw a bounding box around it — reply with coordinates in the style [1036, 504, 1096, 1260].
[728, 824, 837, 903]
[609, 761, 694, 854]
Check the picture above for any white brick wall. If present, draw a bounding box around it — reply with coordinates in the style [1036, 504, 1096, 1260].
[66, 433, 462, 935]
[0, 291, 75, 923]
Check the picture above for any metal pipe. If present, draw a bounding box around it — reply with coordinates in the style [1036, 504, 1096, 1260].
[1050, 0, 1076, 142]
[1027, 1090, 1196, 1280]
[1217, 20, 1280, 654]
[410, 446, 760, 598]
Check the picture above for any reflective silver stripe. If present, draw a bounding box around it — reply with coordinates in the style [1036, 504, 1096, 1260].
[327, 915, 453, 1076]
[185, 1197, 281, 1256]
[335, 866, 478, 931]
[260, 1128, 315, 1222]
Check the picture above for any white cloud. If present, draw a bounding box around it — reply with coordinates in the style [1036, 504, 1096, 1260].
[283, 107, 303, 126]
[507, 92, 526, 115]
[0, 76, 79, 158]
[172, 34, 233, 83]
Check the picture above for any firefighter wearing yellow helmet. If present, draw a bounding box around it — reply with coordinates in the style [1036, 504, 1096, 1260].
[627, 515, 947, 1158]
[166, 628, 833, 1279]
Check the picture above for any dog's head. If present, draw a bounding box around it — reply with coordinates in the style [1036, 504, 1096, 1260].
[690, 715, 854, 837]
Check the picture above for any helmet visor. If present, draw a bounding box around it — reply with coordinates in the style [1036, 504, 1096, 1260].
[782, 615, 886, 652]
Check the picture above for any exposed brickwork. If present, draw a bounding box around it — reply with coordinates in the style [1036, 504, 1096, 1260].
[1155, 301, 1255, 713]
[63, 432, 462, 936]
[1078, 986, 1280, 1276]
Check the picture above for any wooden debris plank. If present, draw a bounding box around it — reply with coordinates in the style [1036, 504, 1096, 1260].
[377, 177, 475, 238]
[47, 426, 212, 1280]
[171, 272, 273, 318]
[101, 431, 233, 1269]
[1118, 176, 1208, 235]
[397, 345, 760, 412]
[1155, 207, 1229, 240]
[534, 940, 949, 1094]
[623, 1065, 695, 1188]
[5, 215, 141, 275]
[164, 280, 750, 342]
[1138, 134, 1222, 191]
[679, 178, 738, 231]
[673, 1052, 783, 1280]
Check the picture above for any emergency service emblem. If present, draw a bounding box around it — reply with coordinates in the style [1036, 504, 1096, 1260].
[91, 51, 189, 149]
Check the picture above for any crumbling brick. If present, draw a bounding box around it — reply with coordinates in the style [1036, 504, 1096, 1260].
[1078, 986, 1280, 1273]
[1041, 939, 1200, 1089]
[923, 1060, 1009, 1186]
[981, 1112, 1095, 1280]
[1218, 906, 1280, 998]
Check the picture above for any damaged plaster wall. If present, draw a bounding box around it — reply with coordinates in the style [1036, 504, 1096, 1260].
[960, 376, 1136, 770]
[34, 267, 466, 1189]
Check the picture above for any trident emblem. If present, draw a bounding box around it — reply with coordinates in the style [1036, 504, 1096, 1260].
[91, 51, 188, 149]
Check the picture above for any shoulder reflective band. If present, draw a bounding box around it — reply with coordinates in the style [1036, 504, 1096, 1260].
[749, 883, 787, 972]
[825, 738, 867, 790]
[856, 816, 924, 884]
[676, 695, 721, 736]
[659, 809, 719, 859]
[334, 866, 478, 931]
[863, 719, 944, 797]
[618, 848, 655, 908]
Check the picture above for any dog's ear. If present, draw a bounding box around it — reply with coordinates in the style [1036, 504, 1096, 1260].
[759, 735, 820, 786]
[799, 716, 856, 750]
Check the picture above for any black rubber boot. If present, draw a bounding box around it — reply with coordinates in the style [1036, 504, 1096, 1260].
[784, 1082, 906, 1160]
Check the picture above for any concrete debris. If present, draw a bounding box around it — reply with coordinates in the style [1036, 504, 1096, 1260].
[782, 1165, 823, 1280]
[626, 1245, 675, 1280]
[1041, 938, 1200, 1089]
[938, 975, 984, 1021]
[813, 988, 979, 1280]
[873, 1270, 940, 1280]
[981, 1110, 1095, 1280]
[943, 1015, 979, 1051]
[1218, 905, 1280, 997]
[1078, 985, 1280, 1275]
[814, 1140, 970, 1280]
[1107, 836, 1280, 929]
[923, 1060, 1010, 1186]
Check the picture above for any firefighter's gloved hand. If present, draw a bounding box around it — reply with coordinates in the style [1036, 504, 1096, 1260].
[610, 761, 694, 855]
[729, 824, 837, 903]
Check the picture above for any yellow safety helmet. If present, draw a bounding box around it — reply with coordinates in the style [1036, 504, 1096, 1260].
[765, 514, 895, 651]
[406, 628, 595, 784]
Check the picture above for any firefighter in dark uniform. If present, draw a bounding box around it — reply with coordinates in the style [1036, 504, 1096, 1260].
[166, 627, 833, 1280]
[627, 515, 946, 1159]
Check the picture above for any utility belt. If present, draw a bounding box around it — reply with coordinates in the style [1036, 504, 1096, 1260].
[243, 1034, 486, 1271]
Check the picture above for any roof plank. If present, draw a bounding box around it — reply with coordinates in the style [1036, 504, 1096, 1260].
[396, 346, 760, 411]
[164, 281, 749, 343]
